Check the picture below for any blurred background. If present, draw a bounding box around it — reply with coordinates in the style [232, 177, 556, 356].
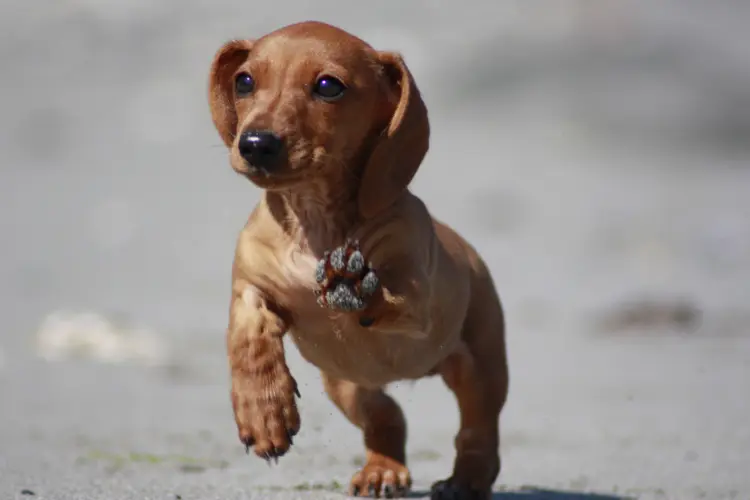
[1, 1, 749, 499]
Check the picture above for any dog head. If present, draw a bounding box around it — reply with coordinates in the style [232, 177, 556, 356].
[208, 21, 429, 218]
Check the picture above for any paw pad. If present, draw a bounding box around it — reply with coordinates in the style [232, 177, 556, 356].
[315, 239, 379, 312]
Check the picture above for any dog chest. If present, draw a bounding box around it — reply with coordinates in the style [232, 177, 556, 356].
[287, 315, 433, 386]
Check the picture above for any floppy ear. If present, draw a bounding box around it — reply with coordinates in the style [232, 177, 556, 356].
[208, 39, 254, 147]
[358, 52, 430, 219]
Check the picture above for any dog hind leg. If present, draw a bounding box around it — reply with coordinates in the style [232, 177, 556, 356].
[322, 372, 412, 498]
[432, 274, 509, 500]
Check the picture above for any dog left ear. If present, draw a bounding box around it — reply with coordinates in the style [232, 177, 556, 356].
[358, 52, 430, 219]
[208, 39, 254, 148]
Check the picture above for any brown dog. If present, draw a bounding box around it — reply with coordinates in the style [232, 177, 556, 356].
[208, 21, 509, 500]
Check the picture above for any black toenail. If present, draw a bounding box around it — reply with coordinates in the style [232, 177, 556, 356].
[359, 316, 375, 327]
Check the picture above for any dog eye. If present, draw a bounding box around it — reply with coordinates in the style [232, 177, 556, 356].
[235, 73, 255, 97]
[312, 75, 346, 101]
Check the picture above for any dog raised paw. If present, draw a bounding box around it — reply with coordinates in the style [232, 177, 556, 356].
[315, 239, 379, 312]
[231, 371, 301, 464]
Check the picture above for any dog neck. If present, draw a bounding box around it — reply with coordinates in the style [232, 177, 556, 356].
[265, 177, 358, 254]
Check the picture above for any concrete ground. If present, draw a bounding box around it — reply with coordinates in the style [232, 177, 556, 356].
[1, 2, 749, 499]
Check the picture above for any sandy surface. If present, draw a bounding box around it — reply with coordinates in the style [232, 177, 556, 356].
[1, 1, 749, 499]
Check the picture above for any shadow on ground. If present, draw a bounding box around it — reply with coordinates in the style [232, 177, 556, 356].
[492, 488, 633, 500]
[409, 488, 633, 499]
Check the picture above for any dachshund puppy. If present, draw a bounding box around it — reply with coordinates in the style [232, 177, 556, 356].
[208, 21, 509, 500]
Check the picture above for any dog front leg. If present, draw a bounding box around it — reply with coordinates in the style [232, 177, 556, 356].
[227, 282, 300, 462]
[313, 238, 431, 336]
[358, 256, 432, 336]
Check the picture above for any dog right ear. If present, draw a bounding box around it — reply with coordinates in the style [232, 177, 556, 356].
[358, 52, 430, 219]
[208, 39, 254, 147]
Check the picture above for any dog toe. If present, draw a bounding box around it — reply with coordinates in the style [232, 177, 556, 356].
[346, 249, 366, 274]
[359, 270, 379, 297]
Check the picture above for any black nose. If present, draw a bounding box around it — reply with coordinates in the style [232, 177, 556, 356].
[237, 130, 283, 168]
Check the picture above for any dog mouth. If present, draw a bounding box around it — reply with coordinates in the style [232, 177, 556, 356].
[231, 141, 316, 188]
[237, 162, 307, 189]
[246, 164, 273, 178]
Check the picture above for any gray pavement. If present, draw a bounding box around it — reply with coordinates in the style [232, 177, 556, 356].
[1, 2, 749, 499]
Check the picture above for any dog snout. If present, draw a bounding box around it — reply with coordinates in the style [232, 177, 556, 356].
[238, 130, 284, 169]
